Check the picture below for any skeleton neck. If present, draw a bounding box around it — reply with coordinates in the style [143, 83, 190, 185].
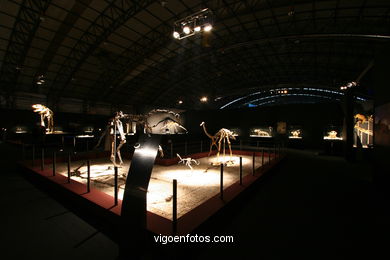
[202, 123, 213, 139]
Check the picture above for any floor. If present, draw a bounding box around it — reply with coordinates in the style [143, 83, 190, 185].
[1, 141, 388, 260]
[55, 154, 267, 219]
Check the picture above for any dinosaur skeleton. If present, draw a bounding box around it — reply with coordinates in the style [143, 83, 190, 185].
[32, 104, 54, 133]
[96, 109, 178, 167]
[152, 117, 187, 134]
[253, 128, 271, 137]
[290, 130, 301, 137]
[200, 121, 236, 163]
[177, 153, 199, 170]
[327, 130, 338, 139]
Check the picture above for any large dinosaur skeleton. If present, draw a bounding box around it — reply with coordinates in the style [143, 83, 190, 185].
[200, 122, 236, 163]
[32, 104, 54, 133]
[354, 114, 373, 136]
[177, 153, 199, 170]
[96, 109, 180, 166]
[152, 117, 187, 134]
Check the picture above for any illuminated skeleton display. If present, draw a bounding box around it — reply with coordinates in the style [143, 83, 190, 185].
[354, 114, 373, 135]
[200, 122, 236, 163]
[32, 104, 54, 133]
[107, 111, 127, 167]
[327, 130, 338, 139]
[291, 130, 301, 138]
[176, 153, 200, 170]
[253, 129, 271, 137]
[96, 109, 183, 166]
[152, 117, 187, 134]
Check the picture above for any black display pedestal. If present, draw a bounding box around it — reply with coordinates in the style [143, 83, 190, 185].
[119, 134, 162, 258]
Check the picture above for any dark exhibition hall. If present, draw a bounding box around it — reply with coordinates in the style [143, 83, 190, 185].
[1, 0, 390, 259]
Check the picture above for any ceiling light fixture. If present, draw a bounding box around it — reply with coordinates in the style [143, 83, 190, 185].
[172, 8, 213, 40]
[204, 24, 213, 32]
[183, 26, 191, 34]
[200, 96, 208, 102]
[173, 31, 180, 39]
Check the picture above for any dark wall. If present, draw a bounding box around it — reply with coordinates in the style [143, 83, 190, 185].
[0, 109, 109, 133]
[184, 102, 344, 149]
[373, 43, 390, 195]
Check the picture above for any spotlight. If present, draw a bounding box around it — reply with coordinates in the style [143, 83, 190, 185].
[204, 24, 212, 32]
[183, 26, 191, 34]
[200, 96, 208, 102]
[172, 8, 213, 40]
[173, 31, 180, 39]
[178, 100, 183, 104]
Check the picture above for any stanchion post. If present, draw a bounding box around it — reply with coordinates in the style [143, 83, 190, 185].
[52, 152, 56, 176]
[114, 166, 118, 205]
[239, 157, 243, 185]
[252, 152, 255, 176]
[41, 148, 44, 171]
[261, 148, 264, 165]
[22, 143, 25, 160]
[67, 153, 71, 183]
[172, 179, 177, 235]
[87, 160, 90, 193]
[268, 148, 271, 164]
[273, 145, 276, 160]
[73, 136, 76, 153]
[220, 164, 224, 200]
[32, 144, 35, 167]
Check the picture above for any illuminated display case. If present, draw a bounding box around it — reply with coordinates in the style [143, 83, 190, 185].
[249, 126, 273, 138]
[228, 128, 240, 137]
[13, 126, 29, 134]
[354, 114, 373, 148]
[323, 125, 343, 140]
[288, 126, 302, 139]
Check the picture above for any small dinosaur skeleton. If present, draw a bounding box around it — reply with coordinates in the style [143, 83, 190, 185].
[291, 130, 301, 137]
[177, 153, 200, 170]
[327, 130, 338, 139]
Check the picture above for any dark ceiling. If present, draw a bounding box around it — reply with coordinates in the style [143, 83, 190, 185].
[0, 0, 389, 110]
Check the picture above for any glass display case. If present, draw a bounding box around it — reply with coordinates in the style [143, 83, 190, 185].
[229, 128, 240, 137]
[288, 126, 302, 139]
[249, 126, 273, 138]
[354, 114, 373, 148]
[323, 125, 343, 140]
